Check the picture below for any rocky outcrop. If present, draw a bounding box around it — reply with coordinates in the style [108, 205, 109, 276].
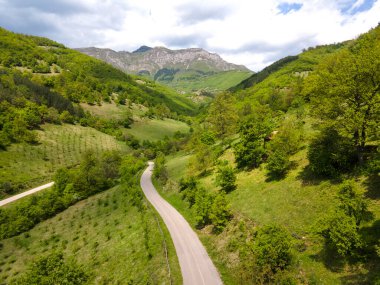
[75, 46, 250, 77]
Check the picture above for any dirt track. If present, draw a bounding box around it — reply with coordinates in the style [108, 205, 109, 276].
[140, 162, 223, 285]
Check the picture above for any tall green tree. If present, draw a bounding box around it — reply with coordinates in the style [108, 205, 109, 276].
[206, 92, 238, 138]
[234, 115, 273, 169]
[305, 28, 380, 163]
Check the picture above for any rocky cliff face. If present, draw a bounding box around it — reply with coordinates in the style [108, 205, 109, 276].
[75, 46, 250, 76]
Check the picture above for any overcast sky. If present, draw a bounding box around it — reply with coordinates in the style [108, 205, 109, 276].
[0, 0, 379, 71]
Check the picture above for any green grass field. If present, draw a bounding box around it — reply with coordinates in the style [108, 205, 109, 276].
[170, 70, 252, 93]
[162, 149, 380, 284]
[0, 184, 182, 284]
[80, 101, 147, 120]
[0, 124, 129, 197]
[125, 119, 190, 141]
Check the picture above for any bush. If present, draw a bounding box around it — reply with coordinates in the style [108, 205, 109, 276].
[338, 180, 372, 227]
[179, 176, 198, 207]
[252, 225, 293, 282]
[321, 211, 362, 257]
[11, 252, 88, 284]
[216, 165, 237, 193]
[153, 152, 168, 184]
[234, 140, 265, 169]
[308, 128, 357, 177]
[194, 188, 214, 228]
[266, 149, 291, 177]
[210, 192, 232, 233]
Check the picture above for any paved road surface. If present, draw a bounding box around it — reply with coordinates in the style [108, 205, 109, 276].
[140, 162, 223, 285]
[0, 182, 54, 207]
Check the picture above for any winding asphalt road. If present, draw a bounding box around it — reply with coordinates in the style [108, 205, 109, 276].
[140, 162, 223, 285]
[0, 182, 55, 207]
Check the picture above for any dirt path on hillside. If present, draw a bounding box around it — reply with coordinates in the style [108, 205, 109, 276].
[140, 162, 223, 285]
[0, 182, 54, 207]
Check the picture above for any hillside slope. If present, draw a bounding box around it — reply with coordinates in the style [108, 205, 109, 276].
[155, 25, 380, 284]
[76, 46, 253, 93]
[0, 27, 196, 115]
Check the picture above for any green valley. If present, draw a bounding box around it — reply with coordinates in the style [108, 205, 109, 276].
[0, 19, 379, 285]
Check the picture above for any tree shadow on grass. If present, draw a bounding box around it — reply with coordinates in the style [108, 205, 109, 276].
[296, 165, 335, 186]
[311, 220, 380, 284]
[363, 173, 380, 200]
[309, 244, 346, 273]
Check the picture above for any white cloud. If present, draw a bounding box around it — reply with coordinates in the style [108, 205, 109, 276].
[0, 0, 379, 71]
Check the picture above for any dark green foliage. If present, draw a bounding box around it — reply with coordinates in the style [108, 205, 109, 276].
[193, 187, 214, 228]
[265, 117, 301, 177]
[252, 225, 293, 282]
[153, 152, 168, 184]
[11, 252, 88, 285]
[210, 192, 232, 233]
[234, 116, 273, 169]
[338, 180, 373, 227]
[321, 181, 372, 257]
[119, 155, 146, 183]
[216, 165, 237, 193]
[322, 211, 363, 257]
[206, 92, 238, 138]
[179, 177, 232, 231]
[199, 131, 216, 145]
[179, 176, 199, 207]
[308, 128, 357, 177]
[266, 149, 291, 177]
[304, 27, 380, 166]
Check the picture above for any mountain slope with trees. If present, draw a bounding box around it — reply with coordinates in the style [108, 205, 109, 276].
[155, 24, 380, 284]
[0, 27, 197, 195]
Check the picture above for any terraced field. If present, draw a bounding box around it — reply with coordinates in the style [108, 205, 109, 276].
[0, 124, 129, 197]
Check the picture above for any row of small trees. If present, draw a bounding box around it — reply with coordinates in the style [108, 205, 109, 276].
[0, 151, 145, 239]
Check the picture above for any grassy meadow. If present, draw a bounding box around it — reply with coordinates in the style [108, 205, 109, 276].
[80, 101, 147, 120]
[0, 184, 182, 285]
[125, 119, 190, 142]
[0, 124, 129, 197]
[160, 149, 380, 284]
[169, 70, 253, 93]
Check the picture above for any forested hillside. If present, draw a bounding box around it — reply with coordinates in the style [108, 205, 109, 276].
[0, 28, 191, 284]
[0, 27, 195, 114]
[155, 25, 380, 284]
[0, 27, 196, 196]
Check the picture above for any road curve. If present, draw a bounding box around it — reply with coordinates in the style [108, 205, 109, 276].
[140, 162, 223, 285]
[0, 182, 54, 207]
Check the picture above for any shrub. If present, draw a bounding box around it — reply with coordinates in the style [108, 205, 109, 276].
[216, 165, 237, 193]
[11, 252, 88, 285]
[338, 180, 372, 227]
[153, 152, 168, 184]
[210, 192, 232, 233]
[321, 211, 362, 257]
[252, 225, 293, 282]
[194, 188, 214, 228]
[308, 128, 356, 177]
[266, 149, 291, 177]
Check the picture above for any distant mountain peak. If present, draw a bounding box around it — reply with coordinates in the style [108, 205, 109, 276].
[76, 45, 252, 92]
[133, 45, 152, 53]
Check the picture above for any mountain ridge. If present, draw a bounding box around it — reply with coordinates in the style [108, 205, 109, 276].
[75, 46, 252, 93]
